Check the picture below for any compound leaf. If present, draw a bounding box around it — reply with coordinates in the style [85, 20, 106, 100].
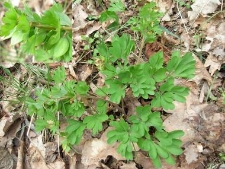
[52, 67, 66, 83]
[108, 0, 125, 12]
[83, 113, 108, 135]
[167, 51, 195, 79]
[148, 51, 164, 69]
[66, 120, 86, 145]
[75, 81, 89, 95]
[109, 34, 135, 64]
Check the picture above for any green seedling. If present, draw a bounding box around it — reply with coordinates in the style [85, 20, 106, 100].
[0, 2, 72, 61]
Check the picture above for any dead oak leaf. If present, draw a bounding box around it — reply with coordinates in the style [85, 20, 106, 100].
[73, 4, 88, 28]
[204, 54, 224, 75]
[188, 0, 221, 20]
[81, 128, 125, 167]
[184, 144, 199, 164]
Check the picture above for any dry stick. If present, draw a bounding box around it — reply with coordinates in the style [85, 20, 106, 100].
[16, 141, 24, 169]
[57, 111, 60, 158]
[27, 114, 34, 140]
[30, 22, 72, 31]
[221, 0, 224, 11]
[176, 2, 189, 34]
[16, 123, 25, 169]
[64, 0, 73, 13]
[137, 36, 145, 63]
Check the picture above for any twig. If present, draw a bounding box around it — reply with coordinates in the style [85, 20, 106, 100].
[16, 141, 24, 169]
[64, 0, 73, 13]
[221, 0, 224, 11]
[176, 2, 189, 34]
[137, 36, 145, 63]
[30, 22, 72, 31]
[87, 93, 125, 114]
[26, 114, 34, 140]
[16, 123, 25, 169]
[57, 111, 60, 157]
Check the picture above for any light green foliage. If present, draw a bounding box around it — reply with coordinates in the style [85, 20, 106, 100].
[62, 119, 86, 149]
[83, 100, 108, 135]
[0, 2, 72, 61]
[95, 42, 195, 110]
[108, 0, 125, 12]
[175, 0, 195, 9]
[107, 105, 184, 167]
[93, 24, 195, 167]
[128, 2, 163, 42]
[99, 0, 125, 29]
[20, 2, 196, 168]
[26, 67, 86, 135]
[26, 67, 110, 152]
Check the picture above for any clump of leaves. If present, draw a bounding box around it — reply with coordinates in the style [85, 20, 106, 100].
[99, 0, 126, 29]
[20, 1, 196, 168]
[93, 32, 195, 167]
[128, 2, 163, 42]
[108, 105, 184, 167]
[26, 34, 195, 168]
[26, 67, 109, 152]
[0, 2, 72, 61]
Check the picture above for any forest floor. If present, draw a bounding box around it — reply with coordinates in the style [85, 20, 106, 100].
[0, 0, 225, 169]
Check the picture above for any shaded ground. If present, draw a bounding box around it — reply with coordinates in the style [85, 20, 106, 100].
[0, 0, 225, 169]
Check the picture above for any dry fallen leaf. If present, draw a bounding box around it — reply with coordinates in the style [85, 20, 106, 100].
[0, 113, 20, 137]
[197, 20, 225, 75]
[73, 4, 88, 28]
[155, 0, 173, 21]
[0, 147, 14, 169]
[28, 146, 49, 169]
[184, 144, 199, 164]
[188, 0, 221, 20]
[120, 162, 137, 169]
[81, 128, 125, 167]
[163, 90, 208, 143]
[47, 160, 65, 169]
[45, 142, 58, 163]
[134, 152, 155, 169]
[204, 54, 223, 75]
[192, 54, 212, 85]
[80, 66, 93, 81]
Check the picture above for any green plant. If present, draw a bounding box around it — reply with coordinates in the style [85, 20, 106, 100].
[220, 88, 225, 104]
[93, 34, 194, 168]
[127, 2, 163, 43]
[26, 36, 195, 168]
[219, 152, 225, 161]
[99, 0, 125, 30]
[0, 2, 72, 61]
[175, 0, 195, 9]
[2, 1, 196, 168]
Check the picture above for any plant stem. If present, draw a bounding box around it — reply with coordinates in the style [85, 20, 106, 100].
[30, 22, 72, 31]
[87, 92, 125, 114]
